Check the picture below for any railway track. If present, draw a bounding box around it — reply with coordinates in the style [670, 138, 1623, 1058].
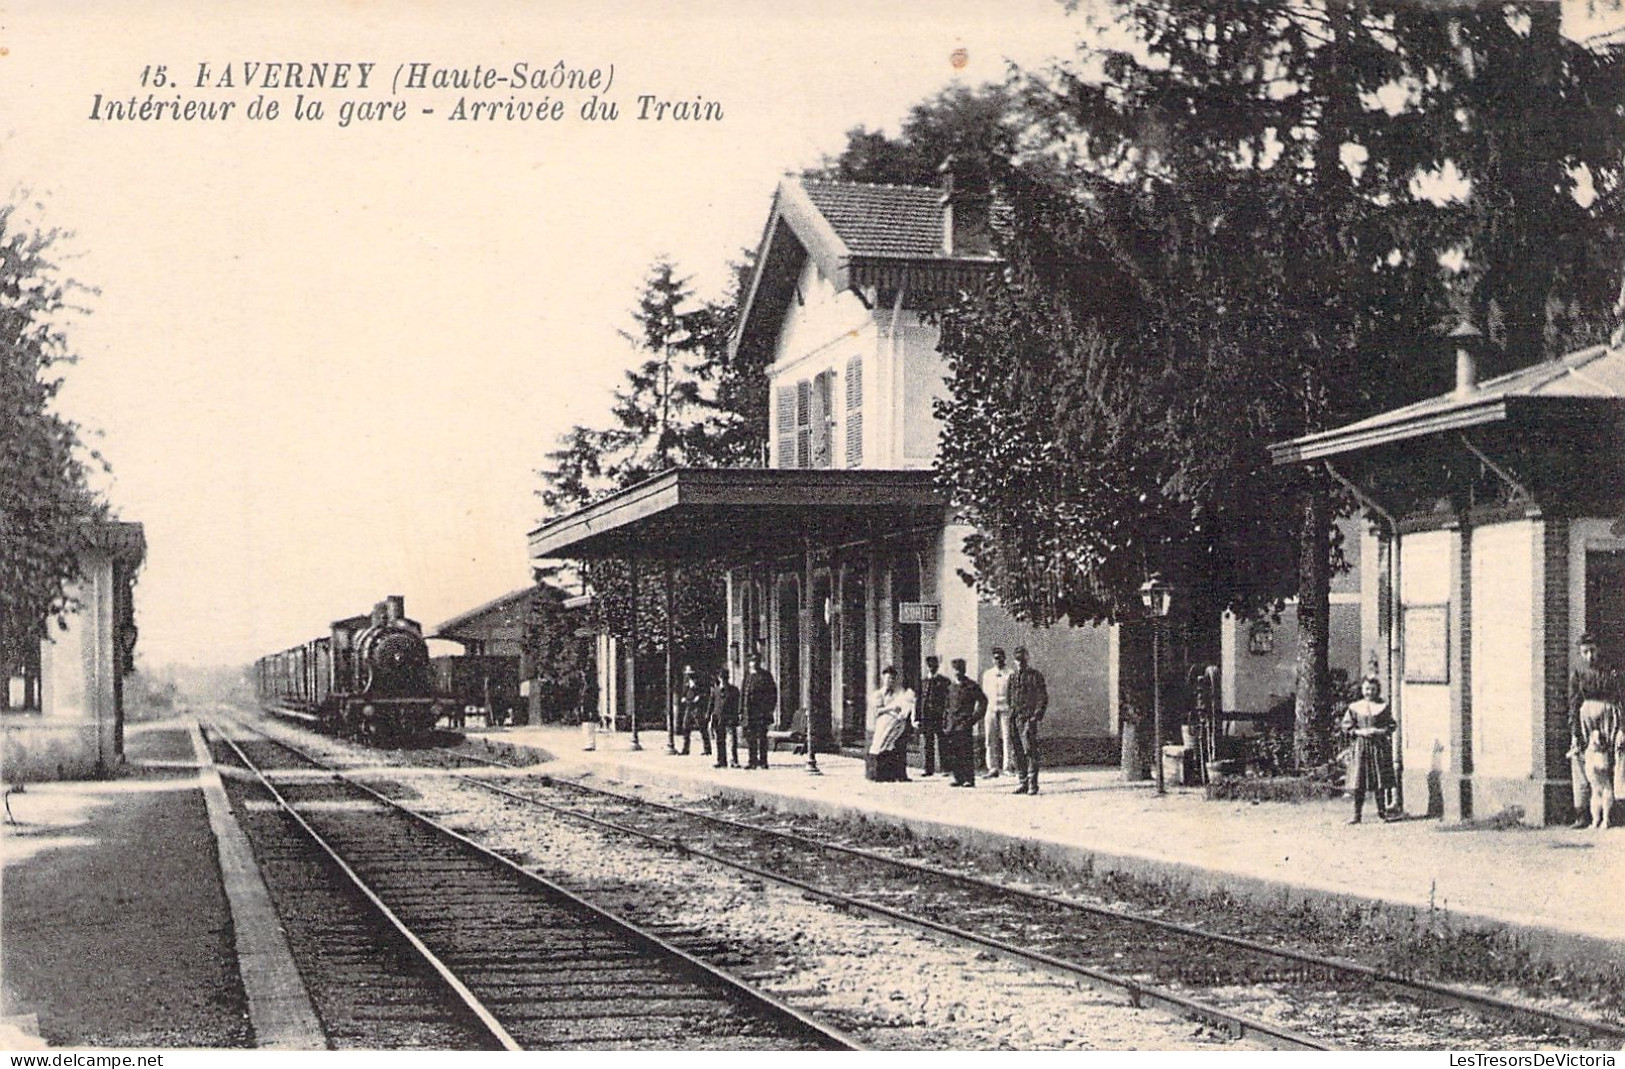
[426, 743, 1625, 1051]
[203, 718, 863, 1051]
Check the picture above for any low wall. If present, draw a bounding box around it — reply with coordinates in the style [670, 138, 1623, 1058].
[2, 718, 115, 781]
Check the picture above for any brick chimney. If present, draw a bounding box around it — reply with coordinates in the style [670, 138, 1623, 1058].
[938, 155, 992, 257]
[1448, 318, 1483, 398]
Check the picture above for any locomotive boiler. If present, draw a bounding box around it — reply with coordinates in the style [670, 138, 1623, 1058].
[254, 595, 441, 741]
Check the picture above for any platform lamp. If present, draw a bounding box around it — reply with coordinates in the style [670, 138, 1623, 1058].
[1139, 574, 1174, 795]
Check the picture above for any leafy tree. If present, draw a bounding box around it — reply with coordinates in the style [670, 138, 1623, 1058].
[814, 84, 1016, 186]
[1, 200, 111, 695]
[935, 1, 1624, 763]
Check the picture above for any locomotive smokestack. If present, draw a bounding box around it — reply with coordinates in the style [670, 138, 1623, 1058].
[386, 595, 405, 623]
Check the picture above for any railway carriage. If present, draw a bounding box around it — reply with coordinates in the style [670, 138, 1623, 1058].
[254, 595, 442, 742]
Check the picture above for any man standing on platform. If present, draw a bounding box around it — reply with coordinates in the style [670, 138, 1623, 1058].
[943, 658, 987, 787]
[918, 655, 950, 776]
[709, 668, 741, 769]
[676, 665, 708, 756]
[981, 647, 1013, 778]
[1009, 646, 1048, 795]
[741, 651, 778, 770]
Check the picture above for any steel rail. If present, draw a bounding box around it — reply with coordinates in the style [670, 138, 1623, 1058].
[214, 715, 865, 1052]
[451, 769, 1327, 1051]
[207, 718, 523, 1051]
[444, 749, 1625, 1049]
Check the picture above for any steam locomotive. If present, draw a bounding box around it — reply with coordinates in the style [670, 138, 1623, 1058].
[253, 595, 442, 742]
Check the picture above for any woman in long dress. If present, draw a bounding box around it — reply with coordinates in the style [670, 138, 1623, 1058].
[868, 666, 915, 782]
[1342, 676, 1396, 824]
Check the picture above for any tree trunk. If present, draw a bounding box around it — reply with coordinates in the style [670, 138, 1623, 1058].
[1118, 621, 1154, 780]
[1120, 719, 1147, 781]
[1294, 483, 1332, 770]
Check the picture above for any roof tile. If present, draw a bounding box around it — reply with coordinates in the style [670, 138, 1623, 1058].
[798, 179, 944, 258]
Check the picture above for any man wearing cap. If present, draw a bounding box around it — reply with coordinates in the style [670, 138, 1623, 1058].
[741, 651, 778, 770]
[981, 647, 1014, 778]
[676, 664, 709, 756]
[1009, 646, 1048, 795]
[943, 658, 987, 787]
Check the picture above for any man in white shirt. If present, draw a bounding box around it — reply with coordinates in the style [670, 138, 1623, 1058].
[981, 647, 1014, 777]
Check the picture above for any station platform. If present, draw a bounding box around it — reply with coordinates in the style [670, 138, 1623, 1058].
[0, 716, 320, 1050]
[473, 722, 1625, 968]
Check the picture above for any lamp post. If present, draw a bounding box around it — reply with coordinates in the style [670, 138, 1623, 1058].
[806, 593, 831, 775]
[1139, 574, 1174, 795]
[628, 559, 642, 751]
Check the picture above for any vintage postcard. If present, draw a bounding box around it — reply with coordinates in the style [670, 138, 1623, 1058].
[3, 0, 1623, 1058]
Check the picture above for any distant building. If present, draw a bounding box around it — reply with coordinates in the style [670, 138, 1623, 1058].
[431, 582, 592, 725]
[431, 586, 533, 660]
[2, 521, 145, 780]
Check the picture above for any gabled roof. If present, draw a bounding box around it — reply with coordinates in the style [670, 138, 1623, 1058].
[731, 176, 998, 368]
[1271, 342, 1625, 465]
[432, 582, 575, 640]
[800, 180, 945, 258]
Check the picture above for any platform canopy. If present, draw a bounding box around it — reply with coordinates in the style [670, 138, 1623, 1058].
[527, 467, 947, 563]
[81, 520, 146, 567]
[1270, 342, 1625, 517]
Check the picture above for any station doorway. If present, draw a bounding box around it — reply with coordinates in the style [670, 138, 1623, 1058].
[776, 575, 800, 729]
[1586, 549, 1625, 669]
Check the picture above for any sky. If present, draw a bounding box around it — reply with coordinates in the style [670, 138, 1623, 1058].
[2, 0, 1082, 667]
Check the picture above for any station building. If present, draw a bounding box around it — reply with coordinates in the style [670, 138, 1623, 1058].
[2, 521, 146, 781]
[530, 174, 1122, 758]
[1273, 339, 1625, 824]
[530, 171, 1384, 762]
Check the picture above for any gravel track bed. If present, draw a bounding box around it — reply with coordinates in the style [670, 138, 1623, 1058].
[459, 773, 1581, 1050]
[401, 774, 1251, 1050]
[227, 710, 1608, 1049]
[228, 712, 1253, 1049]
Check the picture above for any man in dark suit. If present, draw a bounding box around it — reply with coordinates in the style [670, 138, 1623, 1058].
[942, 658, 987, 787]
[709, 668, 741, 768]
[741, 652, 778, 769]
[1009, 646, 1048, 795]
[918, 655, 950, 776]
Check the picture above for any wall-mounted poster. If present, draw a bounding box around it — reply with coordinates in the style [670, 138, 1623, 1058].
[1403, 603, 1451, 684]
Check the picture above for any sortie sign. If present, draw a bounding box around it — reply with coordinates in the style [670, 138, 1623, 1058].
[898, 602, 940, 625]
